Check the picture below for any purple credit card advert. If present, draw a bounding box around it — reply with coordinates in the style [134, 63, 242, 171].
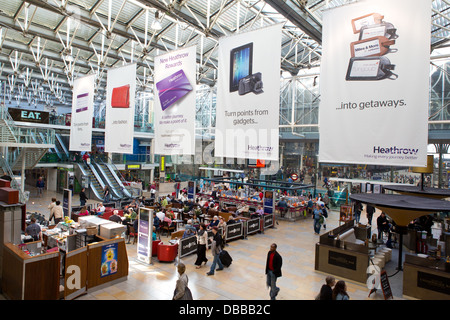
[156, 69, 193, 111]
[76, 92, 89, 113]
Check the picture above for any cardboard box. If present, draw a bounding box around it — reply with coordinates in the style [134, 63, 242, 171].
[86, 226, 97, 236]
[0, 179, 11, 188]
[0, 187, 19, 204]
[100, 223, 126, 239]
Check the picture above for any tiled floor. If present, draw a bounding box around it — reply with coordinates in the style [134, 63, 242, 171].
[21, 188, 408, 300]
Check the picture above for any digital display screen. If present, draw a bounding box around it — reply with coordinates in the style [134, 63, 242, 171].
[140, 209, 149, 222]
[230, 43, 253, 92]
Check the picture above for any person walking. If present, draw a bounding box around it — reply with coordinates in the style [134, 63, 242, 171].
[354, 201, 363, 225]
[366, 204, 376, 226]
[103, 185, 111, 203]
[313, 203, 323, 234]
[332, 280, 350, 300]
[50, 200, 64, 224]
[80, 188, 88, 207]
[48, 197, 56, 220]
[317, 276, 336, 300]
[36, 176, 45, 197]
[195, 223, 208, 269]
[206, 226, 224, 276]
[173, 262, 193, 300]
[265, 243, 282, 300]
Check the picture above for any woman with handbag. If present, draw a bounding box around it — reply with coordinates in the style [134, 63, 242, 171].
[173, 262, 193, 300]
[195, 223, 208, 269]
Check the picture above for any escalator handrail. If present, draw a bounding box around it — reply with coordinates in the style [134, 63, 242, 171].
[55, 133, 69, 158]
[99, 157, 132, 198]
[76, 162, 105, 201]
[93, 161, 123, 199]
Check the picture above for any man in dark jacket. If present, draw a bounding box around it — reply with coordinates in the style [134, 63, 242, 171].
[318, 275, 335, 300]
[366, 204, 376, 226]
[80, 188, 88, 206]
[265, 243, 282, 300]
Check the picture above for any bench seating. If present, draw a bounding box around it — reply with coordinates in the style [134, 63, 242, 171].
[337, 228, 365, 245]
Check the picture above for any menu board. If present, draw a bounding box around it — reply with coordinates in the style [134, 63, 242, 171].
[380, 270, 393, 300]
[339, 204, 353, 222]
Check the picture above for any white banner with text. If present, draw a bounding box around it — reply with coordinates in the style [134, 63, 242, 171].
[154, 46, 196, 155]
[69, 74, 95, 152]
[105, 63, 136, 154]
[214, 24, 282, 161]
[318, 0, 431, 167]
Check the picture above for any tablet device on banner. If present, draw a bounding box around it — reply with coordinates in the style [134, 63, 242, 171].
[229, 43, 253, 93]
[215, 24, 282, 161]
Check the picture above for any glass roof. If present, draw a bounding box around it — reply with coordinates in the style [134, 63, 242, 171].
[0, 0, 448, 107]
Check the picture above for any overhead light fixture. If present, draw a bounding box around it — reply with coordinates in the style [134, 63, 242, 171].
[151, 11, 162, 30]
[65, 54, 74, 62]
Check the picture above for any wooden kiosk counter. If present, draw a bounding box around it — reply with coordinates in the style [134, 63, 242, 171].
[2, 242, 60, 300]
[2, 235, 128, 300]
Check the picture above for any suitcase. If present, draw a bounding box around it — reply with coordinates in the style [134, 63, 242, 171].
[219, 250, 233, 267]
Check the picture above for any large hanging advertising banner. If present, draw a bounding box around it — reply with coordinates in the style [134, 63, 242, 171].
[154, 46, 196, 155]
[215, 24, 282, 161]
[105, 63, 137, 154]
[318, 0, 431, 167]
[69, 74, 95, 152]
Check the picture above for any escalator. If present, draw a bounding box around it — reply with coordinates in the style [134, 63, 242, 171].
[94, 162, 127, 199]
[75, 162, 107, 202]
[55, 133, 70, 160]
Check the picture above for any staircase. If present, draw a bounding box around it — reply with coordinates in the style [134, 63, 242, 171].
[9, 148, 49, 171]
[0, 105, 55, 202]
[0, 153, 28, 203]
[0, 119, 18, 144]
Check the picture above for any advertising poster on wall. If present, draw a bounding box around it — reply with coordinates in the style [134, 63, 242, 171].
[215, 24, 282, 161]
[137, 207, 153, 264]
[105, 63, 136, 154]
[154, 46, 196, 155]
[318, 0, 431, 167]
[100, 242, 118, 278]
[69, 74, 95, 152]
